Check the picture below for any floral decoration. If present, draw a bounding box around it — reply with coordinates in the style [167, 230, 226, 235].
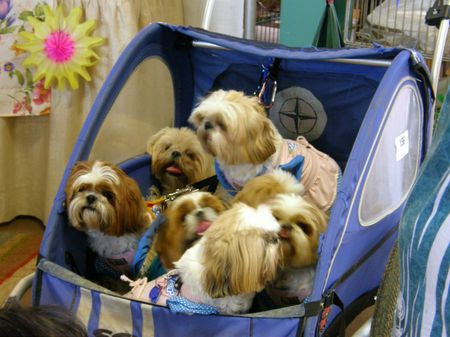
[16, 4, 104, 90]
[0, 1, 51, 116]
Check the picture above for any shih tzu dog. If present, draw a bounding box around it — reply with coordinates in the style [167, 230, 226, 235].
[65, 160, 151, 278]
[137, 191, 225, 280]
[264, 193, 328, 306]
[189, 89, 340, 212]
[121, 202, 282, 315]
[146, 127, 214, 197]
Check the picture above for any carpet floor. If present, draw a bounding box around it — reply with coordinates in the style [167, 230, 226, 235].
[0, 216, 43, 306]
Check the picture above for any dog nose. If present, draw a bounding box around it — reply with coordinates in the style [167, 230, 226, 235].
[195, 210, 204, 218]
[204, 121, 213, 130]
[86, 195, 97, 205]
[171, 150, 181, 159]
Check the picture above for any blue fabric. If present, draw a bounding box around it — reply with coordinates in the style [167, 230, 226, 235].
[131, 215, 166, 277]
[215, 155, 304, 196]
[396, 88, 450, 336]
[145, 255, 167, 280]
[167, 296, 219, 315]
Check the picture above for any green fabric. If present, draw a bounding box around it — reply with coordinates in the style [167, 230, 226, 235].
[313, 2, 344, 48]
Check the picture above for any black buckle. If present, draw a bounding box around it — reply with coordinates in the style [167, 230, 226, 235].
[426, 1, 450, 27]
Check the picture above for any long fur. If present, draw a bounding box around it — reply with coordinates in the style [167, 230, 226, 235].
[232, 169, 305, 207]
[174, 203, 282, 314]
[267, 194, 328, 268]
[189, 90, 280, 166]
[146, 127, 214, 193]
[153, 191, 225, 269]
[65, 160, 150, 256]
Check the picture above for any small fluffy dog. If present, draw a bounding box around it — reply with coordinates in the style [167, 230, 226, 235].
[146, 127, 214, 196]
[65, 160, 151, 276]
[189, 89, 340, 212]
[122, 202, 282, 315]
[137, 191, 226, 280]
[265, 193, 328, 306]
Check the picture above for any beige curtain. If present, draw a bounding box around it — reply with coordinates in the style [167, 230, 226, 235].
[0, 0, 184, 224]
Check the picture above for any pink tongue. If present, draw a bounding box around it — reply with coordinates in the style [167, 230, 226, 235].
[196, 220, 212, 235]
[166, 166, 182, 174]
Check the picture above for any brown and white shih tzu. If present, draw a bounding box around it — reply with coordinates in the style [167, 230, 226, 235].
[137, 191, 226, 280]
[146, 127, 214, 197]
[65, 160, 151, 277]
[121, 202, 282, 315]
[189, 89, 340, 212]
[265, 193, 328, 306]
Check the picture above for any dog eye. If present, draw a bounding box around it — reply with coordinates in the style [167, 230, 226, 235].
[186, 151, 196, 160]
[297, 222, 313, 236]
[164, 144, 171, 151]
[102, 191, 114, 201]
[216, 121, 226, 130]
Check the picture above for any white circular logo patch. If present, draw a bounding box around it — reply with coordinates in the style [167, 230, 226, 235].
[269, 87, 327, 141]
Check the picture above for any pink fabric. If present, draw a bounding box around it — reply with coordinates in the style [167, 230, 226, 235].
[277, 136, 339, 211]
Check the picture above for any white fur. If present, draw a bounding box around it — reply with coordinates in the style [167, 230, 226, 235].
[174, 204, 281, 314]
[73, 161, 120, 187]
[87, 230, 141, 258]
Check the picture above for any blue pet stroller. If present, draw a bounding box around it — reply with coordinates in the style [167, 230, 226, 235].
[31, 23, 434, 337]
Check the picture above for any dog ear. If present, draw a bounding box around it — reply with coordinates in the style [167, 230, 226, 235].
[64, 161, 92, 203]
[146, 128, 171, 155]
[113, 168, 148, 236]
[153, 216, 186, 270]
[247, 116, 277, 164]
[202, 230, 280, 297]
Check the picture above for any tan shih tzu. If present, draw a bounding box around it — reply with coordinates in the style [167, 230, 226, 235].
[189, 89, 340, 212]
[65, 160, 151, 276]
[265, 193, 329, 306]
[146, 127, 214, 197]
[121, 202, 282, 315]
[137, 191, 226, 280]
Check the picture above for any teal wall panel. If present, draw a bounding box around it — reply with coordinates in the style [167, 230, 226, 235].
[280, 0, 326, 47]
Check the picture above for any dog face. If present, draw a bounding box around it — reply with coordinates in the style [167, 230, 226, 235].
[147, 127, 214, 193]
[232, 169, 305, 207]
[189, 90, 279, 165]
[65, 160, 149, 236]
[199, 203, 282, 298]
[267, 194, 328, 268]
[154, 191, 225, 269]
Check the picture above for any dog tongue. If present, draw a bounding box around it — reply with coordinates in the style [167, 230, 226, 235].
[166, 166, 182, 175]
[279, 228, 291, 239]
[196, 220, 212, 235]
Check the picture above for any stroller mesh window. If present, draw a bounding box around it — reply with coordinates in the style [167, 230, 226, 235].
[359, 81, 422, 226]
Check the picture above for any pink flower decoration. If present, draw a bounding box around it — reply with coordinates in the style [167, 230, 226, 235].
[44, 31, 75, 64]
[32, 79, 51, 105]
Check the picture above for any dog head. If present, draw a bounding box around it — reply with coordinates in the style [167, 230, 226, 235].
[154, 191, 225, 269]
[198, 203, 282, 298]
[147, 127, 214, 193]
[267, 194, 328, 268]
[65, 160, 149, 236]
[189, 90, 280, 165]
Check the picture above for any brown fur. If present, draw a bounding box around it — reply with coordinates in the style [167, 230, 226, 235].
[147, 127, 214, 194]
[65, 160, 149, 236]
[232, 169, 304, 207]
[200, 204, 281, 298]
[153, 192, 225, 269]
[267, 194, 328, 268]
[189, 90, 279, 166]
